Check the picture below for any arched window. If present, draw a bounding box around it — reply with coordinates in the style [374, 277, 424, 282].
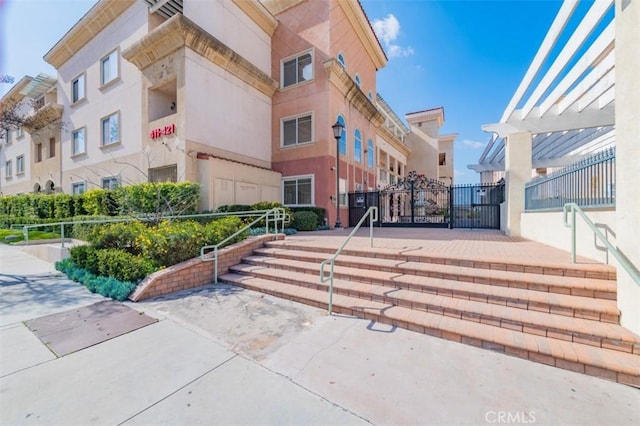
[367, 139, 374, 168]
[337, 115, 346, 155]
[354, 129, 362, 163]
[337, 52, 346, 68]
[354, 74, 361, 87]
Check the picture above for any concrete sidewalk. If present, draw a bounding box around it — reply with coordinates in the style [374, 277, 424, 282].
[1, 243, 638, 425]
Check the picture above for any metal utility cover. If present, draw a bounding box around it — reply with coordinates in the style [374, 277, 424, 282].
[25, 300, 157, 357]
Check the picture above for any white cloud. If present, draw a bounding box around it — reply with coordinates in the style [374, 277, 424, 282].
[461, 139, 487, 149]
[371, 14, 414, 59]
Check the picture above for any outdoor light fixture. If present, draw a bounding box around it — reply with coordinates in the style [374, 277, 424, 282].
[331, 120, 344, 229]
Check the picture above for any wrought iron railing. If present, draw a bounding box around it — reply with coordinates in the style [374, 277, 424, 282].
[320, 206, 378, 315]
[525, 147, 615, 210]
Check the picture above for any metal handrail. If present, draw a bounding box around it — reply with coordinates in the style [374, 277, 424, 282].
[563, 203, 640, 286]
[200, 207, 289, 284]
[320, 207, 378, 315]
[19, 209, 287, 248]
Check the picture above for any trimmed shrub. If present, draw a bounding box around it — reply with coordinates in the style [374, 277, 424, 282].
[203, 216, 246, 247]
[291, 210, 318, 231]
[112, 182, 200, 216]
[290, 206, 326, 227]
[55, 258, 136, 301]
[135, 220, 206, 267]
[69, 245, 99, 272]
[53, 194, 74, 219]
[216, 204, 252, 213]
[70, 215, 116, 241]
[82, 189, 117, 216]
[87, 221, 147, 254]
[95, 248, 157, 282]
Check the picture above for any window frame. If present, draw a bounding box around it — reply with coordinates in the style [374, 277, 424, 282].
[367, 139, 374, 168]
[282, 174, 314, 207]
[354, 74, 361, 88]
[100, 48, 120, 88]
[101, 176, 120, 190]
[71, 72, 86, 104]
[100, 111, 120, 147]
[16, 126, 24, 139]
[337, 52, 346, 68]
[354, 129, 362, 163]
[72, 127, 87, 156]
[16, 155, 25, 175]
[71, 181, 86, 195]
[5, 160, 12, 179]
[281, 112, 313, 147]
[336, 115, 346, 156]
[281, 49, 313, 89]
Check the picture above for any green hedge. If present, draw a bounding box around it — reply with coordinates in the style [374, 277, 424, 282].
[291, 211, 318, 231]
[113, 182, 200, 216]
[290, 207, 326, 227]
[55, 258, 137, 301]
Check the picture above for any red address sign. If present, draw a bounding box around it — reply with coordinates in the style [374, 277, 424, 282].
[150, 124, 175, 139]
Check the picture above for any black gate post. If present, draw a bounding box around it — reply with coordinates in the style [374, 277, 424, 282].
[449, 184, 454, 229]
[410, 180, 415, 224]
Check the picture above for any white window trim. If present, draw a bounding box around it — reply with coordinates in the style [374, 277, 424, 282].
[101, 176, 120, 189]
[100, 48, 120, 89]
[72, 127, 87, 156]
[280, 111, 314, 147]
[16, 126, 24, 139]
[354, 129, 362, 163]
[100, 111, 121, 147]
[354, 74, 361, 88]
[280, 48, 314, 89]
[282, 174, 314, 207]
[5, 160, 12, 179]
[16, 155, 25, 175]
[71, 181, 87, 195]
[337, 51, 346, 68]
[71, 72, 86, 105]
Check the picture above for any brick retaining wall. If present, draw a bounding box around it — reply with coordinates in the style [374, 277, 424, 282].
[129, 234, 280, 301]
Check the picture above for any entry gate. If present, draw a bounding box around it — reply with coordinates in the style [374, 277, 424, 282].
[348, 173, 504, 229]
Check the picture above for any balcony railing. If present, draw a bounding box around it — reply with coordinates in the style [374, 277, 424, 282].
[525, 147, 615, 211]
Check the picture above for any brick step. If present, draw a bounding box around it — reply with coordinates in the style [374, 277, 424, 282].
[241, 255, 620, 322]
[253, 248, 616, 299]
[264, 241, 617, 280]
[229, 264, 637, 353]
[218, 273, 640, 387]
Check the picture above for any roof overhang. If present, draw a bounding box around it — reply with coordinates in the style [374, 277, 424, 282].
[19, 73, 57, 99]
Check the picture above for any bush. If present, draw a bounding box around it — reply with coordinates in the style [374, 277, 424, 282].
[112, 182, 200, 216]
[70, 215, 116, 241]
[87, 221, 147, 254]
[95, 249, 157, 282]
[55, 258, 137, 301]
[135, 220, 206, 267]
[203, 216, 246, 247]
[291, 211, 318, 231]
[69, 245, 99, 272]
[216, 204, 252, 213]
[82, 189, 117, 216]
[290, 207, 326, 227]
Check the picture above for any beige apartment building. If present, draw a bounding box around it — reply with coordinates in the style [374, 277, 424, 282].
[1, 0, 455, 226]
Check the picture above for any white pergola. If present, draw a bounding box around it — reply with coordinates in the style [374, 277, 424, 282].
[470, 0, 616, 173]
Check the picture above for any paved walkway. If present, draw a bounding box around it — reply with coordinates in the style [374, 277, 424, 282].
[1, 239, 638, 425]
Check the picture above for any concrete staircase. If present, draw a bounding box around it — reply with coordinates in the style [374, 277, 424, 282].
[219, 240, 640, 387]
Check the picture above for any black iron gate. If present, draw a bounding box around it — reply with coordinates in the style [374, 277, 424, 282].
[451, 182, 504, 229]
[348, 173, 504, 229]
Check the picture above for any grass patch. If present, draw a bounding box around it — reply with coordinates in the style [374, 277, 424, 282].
[0, 228, 61, 243]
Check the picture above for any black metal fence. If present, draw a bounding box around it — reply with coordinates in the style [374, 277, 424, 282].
[525, 147, 615, 210]
[451, 182, 504, 229]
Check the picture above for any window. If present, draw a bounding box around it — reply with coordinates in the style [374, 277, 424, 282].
[72, 128, 86, 155]
[283, 176, 313, 206]
[282, 51, 312, 88]
[34, 96, 45, 110]
[5, 160, 12, 178]
[71, 74, 85, 103]
[49, 138, 55, 158]
[35, 143, 43, 163]
[71, 182, 86, 195]
[102, 176, 119, 189]
[354, 74, 361, 88]
[367, 139, 374, 168]
[337, 52, 346, 68]
[336, 115, 346, 155]
[439, 153, 446, 166]
[148, 165, 177, 182]
[354, 129, 362, 163]
[101, 49, 119, 86]
[101, 112, 119, 146]
[282, 114, 312, 146]
[5, 129, 11, 144]
[16, 155, 24, 174]
[17, 126, 24, 139]
[339, 178, 347, 205]
[368, 92, 373, 100]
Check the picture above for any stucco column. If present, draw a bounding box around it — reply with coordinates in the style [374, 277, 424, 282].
[504, 132, 532, 237]
[615, 0, 640, 335]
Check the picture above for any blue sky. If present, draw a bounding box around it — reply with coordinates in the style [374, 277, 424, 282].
[0, 0, 562, 184]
